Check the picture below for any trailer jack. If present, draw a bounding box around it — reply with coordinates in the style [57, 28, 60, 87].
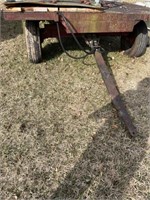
[94, 48, 137, 137]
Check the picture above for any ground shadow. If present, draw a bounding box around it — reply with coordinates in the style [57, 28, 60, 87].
[51, 77, 149, 200]
[0, 12, 23, 41]
[42, 36, 121, 61]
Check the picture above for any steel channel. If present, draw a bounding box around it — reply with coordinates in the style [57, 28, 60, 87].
[94, 50, 137, 137]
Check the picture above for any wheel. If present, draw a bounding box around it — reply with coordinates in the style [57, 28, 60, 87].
[147, 36, 150, 47]
[121, 21, 148, 57]
[25, 21, 42, 63]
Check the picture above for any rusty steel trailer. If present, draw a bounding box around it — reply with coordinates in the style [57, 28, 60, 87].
[2, 1, 150, 136]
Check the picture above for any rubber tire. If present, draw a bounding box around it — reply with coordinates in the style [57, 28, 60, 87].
[121, 21, 148, 57]
[25, 21, 42, 63]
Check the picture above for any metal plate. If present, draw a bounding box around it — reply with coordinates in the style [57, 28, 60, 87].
[4, 0, 102, 9]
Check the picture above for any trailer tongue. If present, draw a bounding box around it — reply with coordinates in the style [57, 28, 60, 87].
[2, 1, 150, 136]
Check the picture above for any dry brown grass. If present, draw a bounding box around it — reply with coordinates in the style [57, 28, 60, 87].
[0, 1, 150, 200]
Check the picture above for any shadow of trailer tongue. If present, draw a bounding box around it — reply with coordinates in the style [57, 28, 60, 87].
[2, 1, 150, 137]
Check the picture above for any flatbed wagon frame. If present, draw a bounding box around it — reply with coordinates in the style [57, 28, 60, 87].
[2, 1, 150, 59]
[2, 1, 150, 137]
[3, 2, 150, 33]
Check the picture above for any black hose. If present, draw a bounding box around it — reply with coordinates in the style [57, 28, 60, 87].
[56, 22, 89, 59]
[56, 12, 94, 59]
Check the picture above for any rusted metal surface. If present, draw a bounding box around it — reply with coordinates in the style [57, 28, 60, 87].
[59, 12, 143, 33]
[94, 49, 137, 137]
[3, 11, 59, 21]
[58, 3, 150, 33]
[104, 2, 150, 14]
[4, 0, 102, 9]
[3, 2, 150, 33]
[3, 11, 150, 33]
[40, 24, 129, 41]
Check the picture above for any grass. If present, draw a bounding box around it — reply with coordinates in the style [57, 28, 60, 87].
[0, 1, 150, 199]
